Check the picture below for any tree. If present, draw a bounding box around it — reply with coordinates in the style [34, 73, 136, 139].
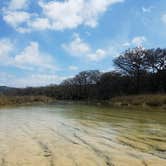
[145, 48, 166, 91]
[60, 70, 101, 100]
[114, 47, 147, 93]
[99, 72, 125, 99]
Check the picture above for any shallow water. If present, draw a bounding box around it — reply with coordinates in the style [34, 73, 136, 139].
[0, 104, 165, 166]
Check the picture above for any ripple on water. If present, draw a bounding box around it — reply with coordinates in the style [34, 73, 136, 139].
[0, 104, 165, 166]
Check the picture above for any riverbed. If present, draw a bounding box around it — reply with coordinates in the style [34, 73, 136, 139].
[0, 104, 165, 166]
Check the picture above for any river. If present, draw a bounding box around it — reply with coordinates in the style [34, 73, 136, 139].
[0, 103, 165, 166]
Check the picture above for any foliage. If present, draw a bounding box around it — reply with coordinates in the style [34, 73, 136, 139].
[1, 47, 166, 100]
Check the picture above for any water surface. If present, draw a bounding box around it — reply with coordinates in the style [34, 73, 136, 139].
[0, 104, 165, 166]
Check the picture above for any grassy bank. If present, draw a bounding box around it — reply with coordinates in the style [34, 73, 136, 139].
[0, 94, 166, 110]
[109, 94, 166, 109]
[0, 95, 54, 107]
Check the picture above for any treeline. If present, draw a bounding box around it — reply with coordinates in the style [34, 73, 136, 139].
[3, 47, 166, 100]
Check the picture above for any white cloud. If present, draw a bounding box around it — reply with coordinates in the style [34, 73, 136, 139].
[2, 0, 124, 32]
[8, 0, 28, 10]
[122, 36, 147, 48]
[3, 11, 31, 29]
[64, 35, 147, 61]
[38, 0, 124, 30]
[0, 38, 63, 87]
[69, 65, 78, 71]
[29, 18, 50, 30]
[131, 36, 146, 46]
[0, 38, 56, 71]
[106, 36, 147, 58]
[63, 34, 107, 61]
[0, 39, 13, 59]
[2, 0, 31, 33]
[13, 42, 55, 71]
[38, 0, 84, 30]
[62, 33, 90, 56]
[161, 14, 166, 24]
[87, 49, 106, 61]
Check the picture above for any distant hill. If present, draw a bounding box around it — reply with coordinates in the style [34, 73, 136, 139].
[0, 86, 17, 94]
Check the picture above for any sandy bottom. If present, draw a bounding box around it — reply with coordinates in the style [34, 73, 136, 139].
[0, 104, 165, 166]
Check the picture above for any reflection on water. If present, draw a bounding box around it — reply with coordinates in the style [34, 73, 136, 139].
[0, 104, 165, 166]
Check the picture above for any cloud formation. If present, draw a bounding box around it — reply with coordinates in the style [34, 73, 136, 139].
[13, 42, 55, 70]
[131, 36, 147, 46]
[8, 0, 28, 10]
[2, 0, 124, 32]
[69, 65, 79, 71]
[62, 33, 91, 56]
[122, 36, 147, 48]
[62, 34, 107, 61]
[0, 39, 56, 71]
[3, 11, 31, 33]
[0, 38, 64, 87]
[0, 39, 13, 61]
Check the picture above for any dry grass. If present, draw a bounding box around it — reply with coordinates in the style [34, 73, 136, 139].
[111, 94, 166, 108]
[0, 95, 54, 106]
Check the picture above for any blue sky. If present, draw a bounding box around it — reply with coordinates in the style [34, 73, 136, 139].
[0, 0, 166, 87]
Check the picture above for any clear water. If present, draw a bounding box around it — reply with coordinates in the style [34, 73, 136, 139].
[0, 103, 165, 166]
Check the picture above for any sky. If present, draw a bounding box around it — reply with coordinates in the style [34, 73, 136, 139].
[0, 0, 166, 87]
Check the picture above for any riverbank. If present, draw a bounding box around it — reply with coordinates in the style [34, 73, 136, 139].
[50, 94, 166, 111]
[0, 94, 166, 110]
[109, 94, 166, 110]
[0, 95, 54, 107]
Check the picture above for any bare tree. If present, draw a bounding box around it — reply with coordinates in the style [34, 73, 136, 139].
[114, 47, 147, 93]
